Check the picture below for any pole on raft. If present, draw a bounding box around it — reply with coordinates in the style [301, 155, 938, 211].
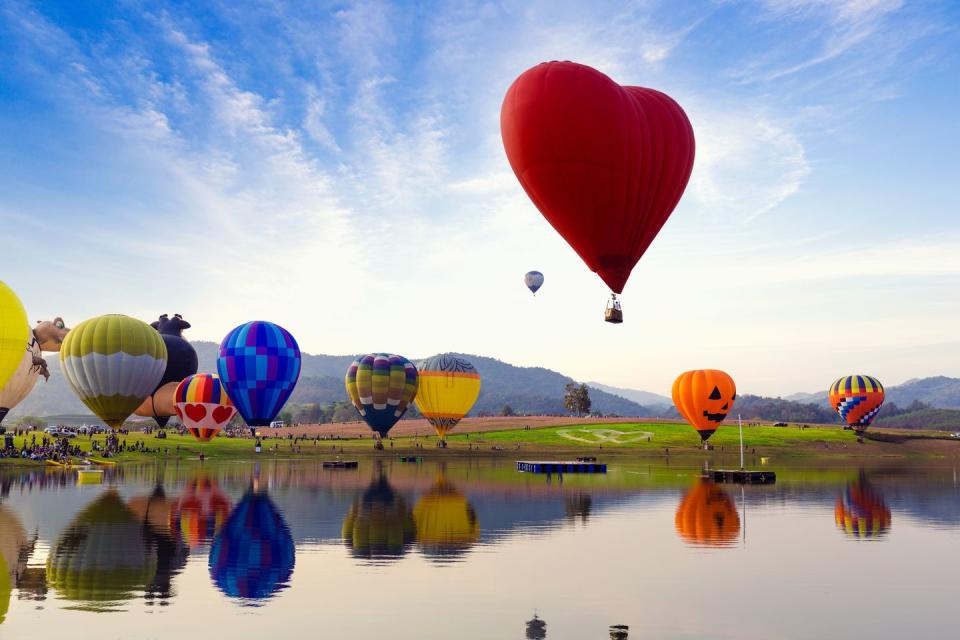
[738, 413, 744, 471]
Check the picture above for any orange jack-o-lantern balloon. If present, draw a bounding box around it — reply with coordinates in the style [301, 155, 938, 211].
[672, 369, 736, 442]
[675, 480, 740, 546]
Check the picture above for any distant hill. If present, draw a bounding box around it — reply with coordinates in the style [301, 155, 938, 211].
[731, 395, 839, 424]
[9, 344, 652, 421]
[787, 377, 960, 411]
[874, 408, 960, 431]
[586, 382, 674, 414]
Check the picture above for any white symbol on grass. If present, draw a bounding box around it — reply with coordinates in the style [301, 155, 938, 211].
[555, 428, 654, 444]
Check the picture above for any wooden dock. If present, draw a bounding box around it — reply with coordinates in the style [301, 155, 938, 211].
[704, 469, 776, 484]
[322, 460, 358, 469]
[516, 460, 607, 474]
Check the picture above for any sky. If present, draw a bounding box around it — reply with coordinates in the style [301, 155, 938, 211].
[1, 0, 958, 397]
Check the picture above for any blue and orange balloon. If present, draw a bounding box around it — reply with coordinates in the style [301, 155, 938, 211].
[828, 375, 884, 434]
[344, 354, 418, 438]
[217, 321, 301, 430]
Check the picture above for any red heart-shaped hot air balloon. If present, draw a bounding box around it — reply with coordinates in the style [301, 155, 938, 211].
[501, 61, 695, 294]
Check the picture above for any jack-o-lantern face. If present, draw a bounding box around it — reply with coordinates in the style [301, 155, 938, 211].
[672, 369, 737, 442]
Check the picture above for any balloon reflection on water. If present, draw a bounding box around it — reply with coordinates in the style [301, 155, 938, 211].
[0, 504, 30, 624]
[342, 474, 415, 562]
[170, 475, 232, 548]
[413, 478, 479, 562]
[209, 488, 295, 602]
[675, 480, 740, 547]
[835, 471, 891, 539]
[46, 491, 158, 611]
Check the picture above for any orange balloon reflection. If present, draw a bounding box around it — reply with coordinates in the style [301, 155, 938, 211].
[675, 480, 740, 547]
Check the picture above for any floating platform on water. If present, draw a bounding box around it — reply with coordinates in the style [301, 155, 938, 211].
[517, 460, 607, 474]
[704, 469, 776, 484]
[398, 456, 422, 463]
[322, 460, 358, 469]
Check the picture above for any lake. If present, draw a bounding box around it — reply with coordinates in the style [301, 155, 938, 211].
[0, 458, 957, 639]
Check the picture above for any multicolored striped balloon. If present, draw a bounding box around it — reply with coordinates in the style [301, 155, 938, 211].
[217, 321, 301, 428]
[828, 375, 884, 432]
[174, 374, 236, 442]
[414, 355, 480, 441]
[344, 353, 418, 438]
[60, 315, 168, 429]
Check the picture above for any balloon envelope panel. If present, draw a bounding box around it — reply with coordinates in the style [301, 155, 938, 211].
[217, 321, 301, 427]
[59, 315, 168, 429]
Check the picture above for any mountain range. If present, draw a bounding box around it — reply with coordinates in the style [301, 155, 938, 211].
[9, 342, 656, 420]
[10, 341, 960, 428]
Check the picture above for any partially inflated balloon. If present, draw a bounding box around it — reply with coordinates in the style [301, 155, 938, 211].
[60, 315, 167, 429]
[829, 375, 884, 433]
[501, 62, 695, 295]
[174, 374, 236, 442]
[217, 321, 301, 428]
[0, 333, 42, 425]
[675, 480, 740, 547]
[672, 369, 736, 442]
[414, 355, 480, 441]
[0, 282, 28, 391]
[345, 354, 418, 438]
[135, 314, 199, 427]
[524, 271, 544, 295]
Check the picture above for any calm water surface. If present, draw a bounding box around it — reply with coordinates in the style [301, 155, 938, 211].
[0, 458, 957, 639]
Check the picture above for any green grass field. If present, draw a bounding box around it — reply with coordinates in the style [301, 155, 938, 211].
[0, 418, 906, 467]
[447, 421, 855, 449]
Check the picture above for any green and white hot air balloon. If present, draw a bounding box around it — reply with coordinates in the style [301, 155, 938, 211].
[60, 315, 167, 429]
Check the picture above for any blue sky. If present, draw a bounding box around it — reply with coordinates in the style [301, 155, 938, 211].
[1, 0, 958, 396]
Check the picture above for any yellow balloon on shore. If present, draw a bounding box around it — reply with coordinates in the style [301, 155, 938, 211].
[414, 355, 481, 442]
[0, 282, 29, 391]
[0, 335, 43, 425]
[60, 315, 167, 429]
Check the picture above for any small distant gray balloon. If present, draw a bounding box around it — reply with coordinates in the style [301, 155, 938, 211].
[524, 271, 544, 295]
